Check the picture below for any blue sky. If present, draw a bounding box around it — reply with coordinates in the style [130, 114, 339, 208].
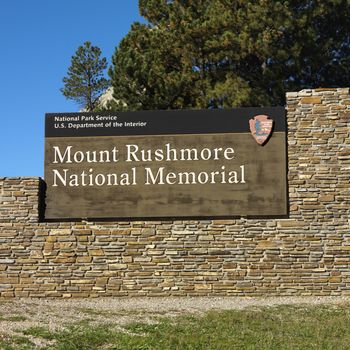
[0, 0, 143, 177]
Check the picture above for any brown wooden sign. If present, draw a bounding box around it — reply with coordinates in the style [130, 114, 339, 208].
[44, 108, 287, 220]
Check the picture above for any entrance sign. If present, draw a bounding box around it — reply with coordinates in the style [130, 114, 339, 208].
[44, 108, 287, 219]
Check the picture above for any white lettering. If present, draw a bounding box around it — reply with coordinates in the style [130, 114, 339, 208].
[53, 146, 72, 164]
[52, 169, 67, 186]
[126, 144, 139, 162]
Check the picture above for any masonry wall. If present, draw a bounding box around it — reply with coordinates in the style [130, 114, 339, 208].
[0, 88, 349, 297]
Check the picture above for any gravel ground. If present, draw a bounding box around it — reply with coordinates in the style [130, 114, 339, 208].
[1, 296, 350, 337]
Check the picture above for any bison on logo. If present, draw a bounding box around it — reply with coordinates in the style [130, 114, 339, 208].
[249, 115, 274, 145]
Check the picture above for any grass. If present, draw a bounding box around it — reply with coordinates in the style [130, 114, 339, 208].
[1, 304, 350, 349]
[0, 335, 34, 350]
[22, 327, 54, 341]
[0, 314, 27, 322]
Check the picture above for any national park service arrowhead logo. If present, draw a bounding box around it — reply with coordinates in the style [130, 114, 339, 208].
[249, 115, 274, 146]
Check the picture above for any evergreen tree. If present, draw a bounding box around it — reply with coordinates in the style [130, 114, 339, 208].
[61, 41, 109, 111]
[108, 0, 350, 110]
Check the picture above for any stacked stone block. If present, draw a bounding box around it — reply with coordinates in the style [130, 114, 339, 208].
[0, 88, 349, 297]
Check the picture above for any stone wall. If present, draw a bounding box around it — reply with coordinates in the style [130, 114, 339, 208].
[0, 88, 349, 297]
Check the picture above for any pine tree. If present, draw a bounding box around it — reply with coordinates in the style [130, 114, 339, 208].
[61, 41, 109, 111]
[108, 0, 350, 111]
